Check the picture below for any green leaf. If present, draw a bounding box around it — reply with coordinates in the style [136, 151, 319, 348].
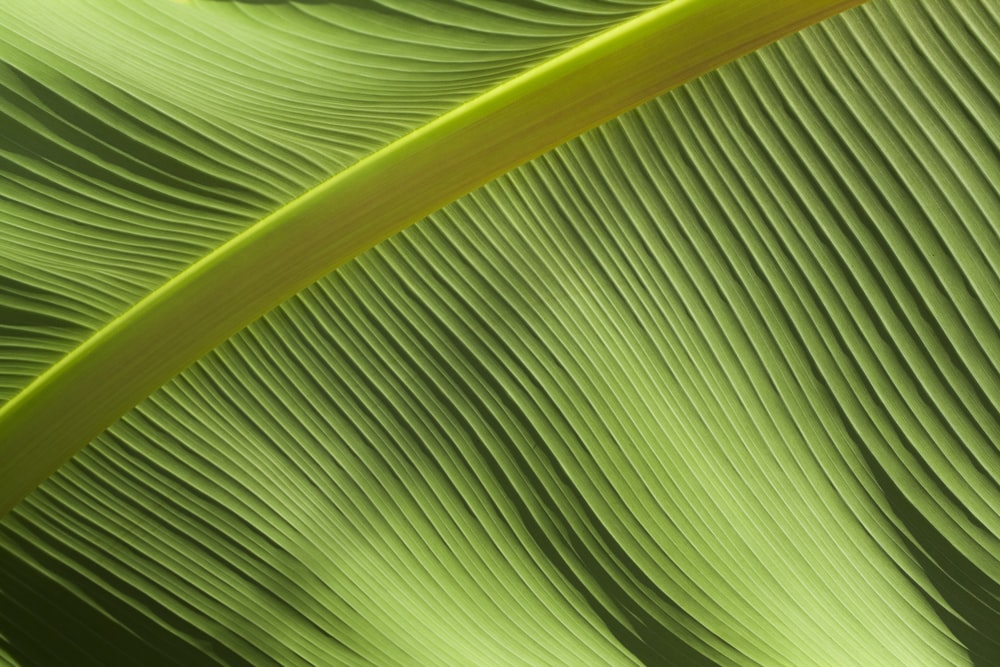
[2, 0, 999, 665]
[0, 0, 863, 513]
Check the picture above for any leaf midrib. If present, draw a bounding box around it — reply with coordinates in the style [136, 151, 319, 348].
[0, 0, 867, 514]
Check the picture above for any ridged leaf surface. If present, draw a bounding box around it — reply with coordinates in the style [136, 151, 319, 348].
[2, 0, 999, 665]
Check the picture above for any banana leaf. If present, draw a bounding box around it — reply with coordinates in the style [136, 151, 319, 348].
[1, 0, 998, 664]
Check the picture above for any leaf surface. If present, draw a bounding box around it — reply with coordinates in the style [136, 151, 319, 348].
[2, 0, 1000, 665]
[0, 0, 862, 511]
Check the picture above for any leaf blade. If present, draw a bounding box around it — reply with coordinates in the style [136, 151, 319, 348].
[4, 1, 999, 665]
[0, 0, 865, 514]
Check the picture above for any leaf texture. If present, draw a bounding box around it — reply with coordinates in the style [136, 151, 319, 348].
[1, 0, 867, 512]
[2, 0, 1000, 665]
[0, 0, 661, 404]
